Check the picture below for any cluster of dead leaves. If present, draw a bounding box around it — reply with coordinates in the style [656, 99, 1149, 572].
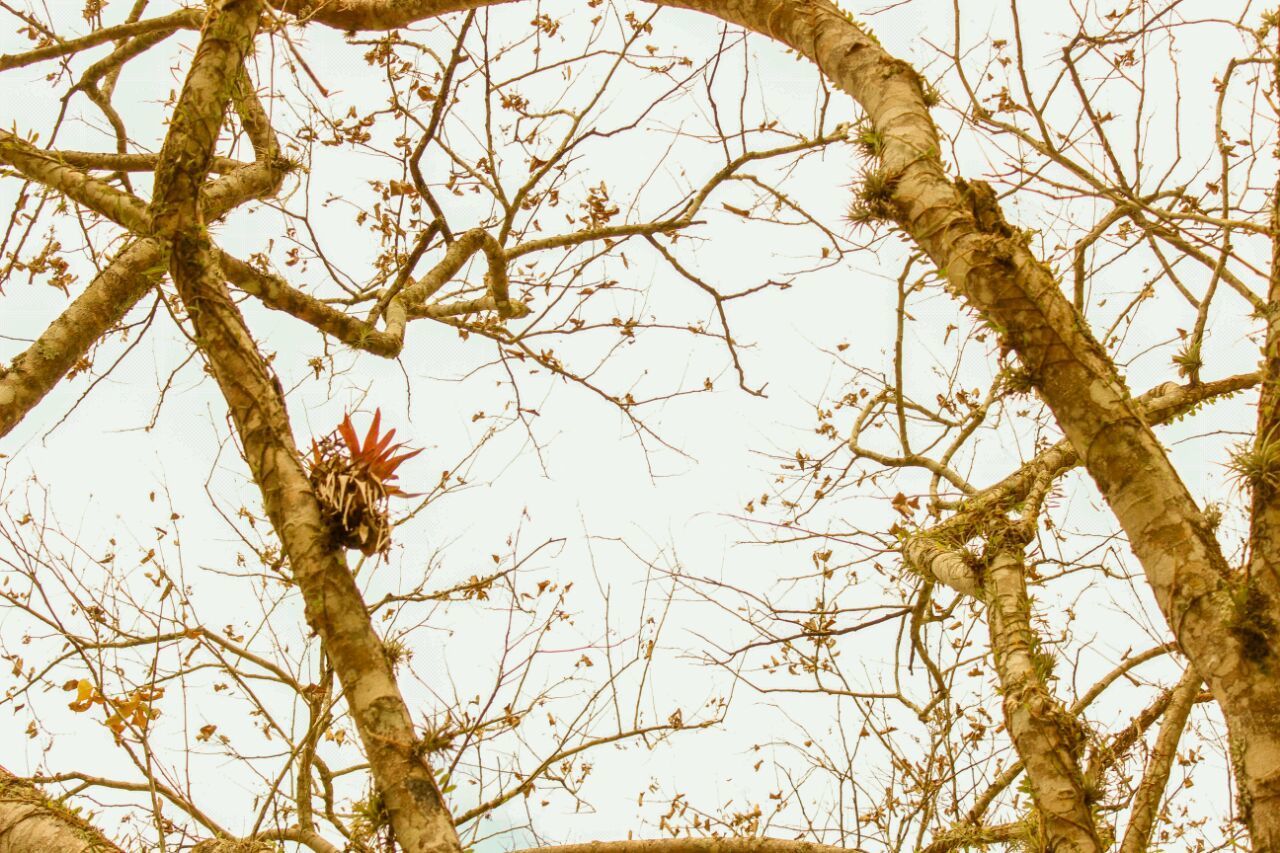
[63, 678, 163, 742]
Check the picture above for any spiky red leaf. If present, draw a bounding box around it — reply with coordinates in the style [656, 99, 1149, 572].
[367, 428, 398, 463]
[337, 414, 362, 457]
[370, 446, 422, 481]
[361, 409, 384, 459]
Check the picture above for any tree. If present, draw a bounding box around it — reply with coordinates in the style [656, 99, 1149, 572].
[0, 0, 1278, 851]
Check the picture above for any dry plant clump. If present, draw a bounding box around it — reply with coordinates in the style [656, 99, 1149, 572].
[307, 409, 421, 557]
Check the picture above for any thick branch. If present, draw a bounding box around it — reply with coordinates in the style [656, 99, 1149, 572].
[0, 130, 149, 230]
[263, 8, 1280, 838]
[607, 1, 1280, 840]
[905, 373, 1256, 595]
[741, 12, 1280, 836]
[221, 227, 527, 357]
[0, 767, 123, 853]
[510, 840, 855, 853]
[0, 9, 202, 71]
[985, 547, 1101, 852]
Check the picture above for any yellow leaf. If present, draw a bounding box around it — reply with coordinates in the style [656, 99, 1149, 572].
[67, 679, 95, 712]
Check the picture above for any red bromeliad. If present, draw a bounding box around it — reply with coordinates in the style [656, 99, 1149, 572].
[329, 408, 422, 496]
[307, 408, 421, 556]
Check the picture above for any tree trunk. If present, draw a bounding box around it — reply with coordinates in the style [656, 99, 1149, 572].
[146, 2, 462, 851]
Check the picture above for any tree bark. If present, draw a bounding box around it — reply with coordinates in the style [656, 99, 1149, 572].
[0, 767, 122, 853]
[510, 840, 853, 853]
[985, 548, 1102, 852]
[268, 0, 1280, 839]
[630, 1, 1280, 844]
[4, 0, 1276, 848]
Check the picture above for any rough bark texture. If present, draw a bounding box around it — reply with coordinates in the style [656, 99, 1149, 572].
[906, 373, 1256, 596]
[217, 227, 516, 357]
[264, 0, 487, 27]
[0, 131, 150, 231]
[1246, 177, 1280, 672]
[191, 841, 274, 853]
[145, 3, 462, 852]
[0, 239, 160, 436]
[984, 548, 1101, 852]
[3, 0, 1276, 849]
[0, 9, 202, 72]
[511, 840, 850, 853]
[0, 768, 122, 852]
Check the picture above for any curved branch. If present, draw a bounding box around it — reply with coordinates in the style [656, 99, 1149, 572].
[511, 840, 861, 853]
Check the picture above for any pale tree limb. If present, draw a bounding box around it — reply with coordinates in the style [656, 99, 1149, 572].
[923, 657, 1205, 853]
[263, 0, 482, 29]
[251, 26, 1280, 839]
[1085, 683, 1198, 804]
[904, 538, 980, 597]
[918, 822, 1032, 853]
[0, 70, 286, 441]
[256, 826, 342, 853]
[191, 840, 273, 853]
[4, 98, 832, 396]
[905, 373, 1256, 596]
[0, 0, 1270, 849]
[984, 545, 1101, 852]
[510, 840, 862, 853]
[621, 3, 1280, 840]
[829, 55, 1279, 848]
[267, 0, 1280, 833]
[958, 643, 1178, 830]
[27, 771, 229, 841]
[52, 151, 247, 173]
[1118, 666, 1201, 853]
[0, 8, 203, 72]
[0, 58, 285, 441]
[219, 227, 526, 358]
[0, 239, 160, 437]
[222, 135, 814, 354]
[1244, 168, 1280, 666]
[0, 130, 149, 230]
